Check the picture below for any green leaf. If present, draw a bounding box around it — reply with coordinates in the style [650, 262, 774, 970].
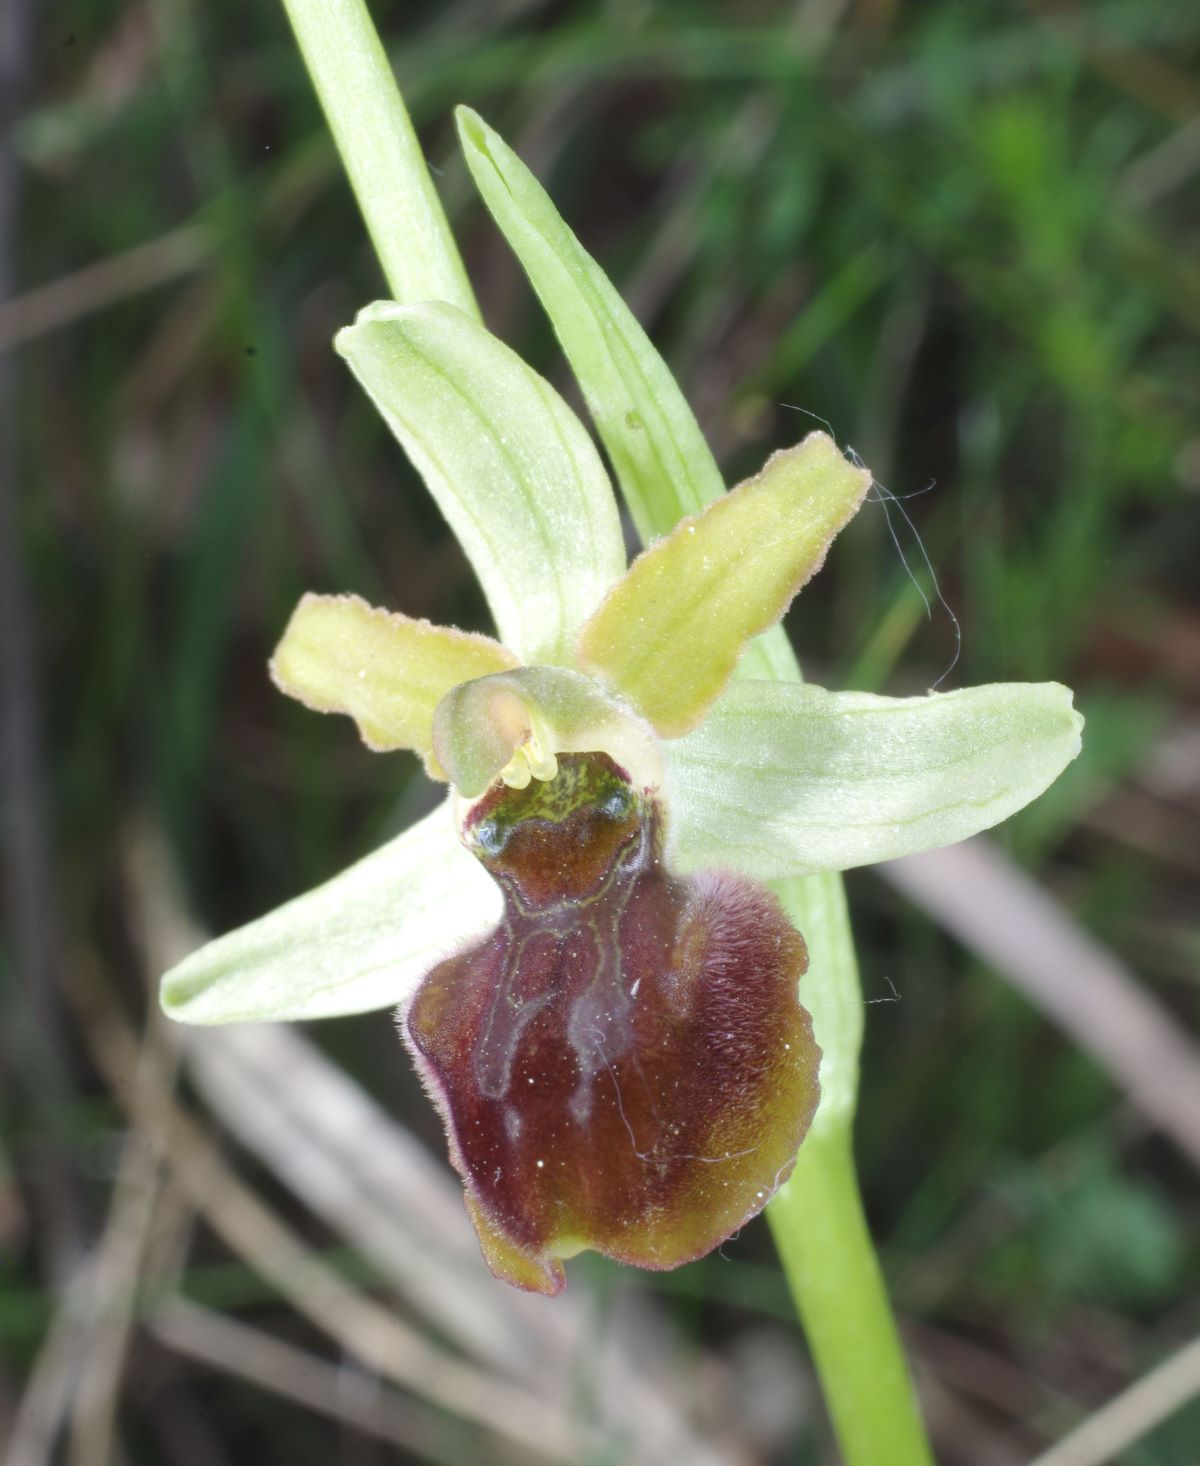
[270, 592, 519, 774]
[335, 300, 625, 666]
[456, 107, 725, 541]
[577, 434, 869, 736]
[160, 802, 500, 1023]
[663, 680, 1084, 880]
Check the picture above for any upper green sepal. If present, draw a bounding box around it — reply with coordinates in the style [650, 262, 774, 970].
[334, 300, 625, 667]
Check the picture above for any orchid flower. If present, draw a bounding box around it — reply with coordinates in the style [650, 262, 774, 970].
[160, 110, 1082, 1299]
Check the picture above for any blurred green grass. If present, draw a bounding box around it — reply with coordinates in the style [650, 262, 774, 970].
[5, 0, 1200, 1461]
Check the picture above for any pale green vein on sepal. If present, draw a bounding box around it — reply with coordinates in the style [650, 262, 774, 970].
[160, 802, 500, 1024]
[335, 300, 625, 666]
[664, 680, 1084, 881]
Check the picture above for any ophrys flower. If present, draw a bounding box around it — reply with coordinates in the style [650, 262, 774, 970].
[239, 390, 870, 1294]
[160, 115, 1082, 1297]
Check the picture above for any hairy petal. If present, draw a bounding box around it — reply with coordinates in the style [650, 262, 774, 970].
[664, 680, 1085, 880]
[405, 754, 820, 1295]
[577, 434, 869, 736]
[161, 802, 500, 1024]
[335, 300, 626, 665]
[270, 591, 519, 773]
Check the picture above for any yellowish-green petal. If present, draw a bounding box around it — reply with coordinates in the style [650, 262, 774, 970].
[576, 433, 870, 736]
[270, 592, 519, 775]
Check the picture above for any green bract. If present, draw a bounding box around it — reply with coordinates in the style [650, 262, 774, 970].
[455, 106, 727, 539]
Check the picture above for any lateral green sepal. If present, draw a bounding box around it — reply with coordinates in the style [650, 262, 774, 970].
[663, 679, 1084, 879]
[160, 802, 500, 1023]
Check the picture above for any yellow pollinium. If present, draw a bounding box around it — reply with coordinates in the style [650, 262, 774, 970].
[434, 666, 661, 802]
[491, 691, 560, 789]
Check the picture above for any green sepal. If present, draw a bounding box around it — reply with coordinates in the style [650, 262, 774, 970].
[335, 300, 625, 666]
[663, 679, 1084, 879]
[160, 802, 499, 1023]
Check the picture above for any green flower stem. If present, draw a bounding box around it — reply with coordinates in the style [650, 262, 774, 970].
[765, 855, 933, 1465]
[278, 3, 934, 1461]
[768, 1128, 932, 1466]
[277, 0, 479, 317]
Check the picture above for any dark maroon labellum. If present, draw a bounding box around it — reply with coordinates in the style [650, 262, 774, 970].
[404, 752, 820, 1294]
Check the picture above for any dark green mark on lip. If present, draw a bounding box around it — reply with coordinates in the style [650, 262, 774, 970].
[468, 751, 635, 841]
